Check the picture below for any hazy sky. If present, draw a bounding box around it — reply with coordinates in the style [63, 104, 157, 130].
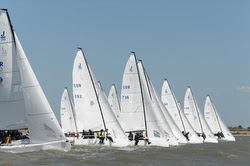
[2, 0, 250, 127]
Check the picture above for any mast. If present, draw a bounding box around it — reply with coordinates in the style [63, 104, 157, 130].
[166, 79, 186, 132]
[65, 87, 79, 134]
[131, 51, 148, 138]
[112, 84, 121, 112]
[209, 95, 223, 133]
[189, 87, 204, 133]
[78, 48, 107, 130]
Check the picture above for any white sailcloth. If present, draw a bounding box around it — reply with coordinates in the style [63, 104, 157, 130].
[137, 61, 175, 146]
[0, 12, 27, 130]
[60, 88, 77, 134]
[108, 84, 121, 119]
[145, 76, 186, 145]
[15, 33, 68, 144]
[161, 80, 202, 144]
[120, 54, 145, 132]
[184, 87, 218, 143]
[204, 96, 235, 141]
[72, 50, 129, 146]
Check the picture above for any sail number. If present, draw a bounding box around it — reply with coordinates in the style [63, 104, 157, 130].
[74, 84, 81, 88]
[122, 95, 129, 100]
[122, 85, 131, 89]
[74, 94, 82, 99]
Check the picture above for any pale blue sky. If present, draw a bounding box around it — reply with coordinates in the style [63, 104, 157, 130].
[2, 0, 250, 127]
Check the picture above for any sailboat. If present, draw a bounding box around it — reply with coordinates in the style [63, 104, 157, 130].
[161, 80, 203, 144]
[0, 9, 71, 152]
[204, 95, 235, 141]
[60, 87, 78, 142]
[184, 87, 218, 143]
[143, 75, 187, 145]
[108, 84, 121, 119]
[119, 52, 169, 147]
[72, 48, 130, 147]
[138, 61, 181, 146]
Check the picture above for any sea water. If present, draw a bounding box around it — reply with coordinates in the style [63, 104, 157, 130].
[0, 136, 249, 166]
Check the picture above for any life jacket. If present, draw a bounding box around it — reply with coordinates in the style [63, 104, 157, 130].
[97, 131, 102, 138]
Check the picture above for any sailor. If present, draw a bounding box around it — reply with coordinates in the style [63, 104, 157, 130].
[105, 129, 115, 143]
[97, 129, 104, 144]
[88, 129, 94, 139]
[201, 133, 206, 140]
[134, 132, 140, 146]
[128, 132, 133, 141]
[82, 130, 88, 139]
[182, 131, 190, 141]
[220, 132, 225, 138]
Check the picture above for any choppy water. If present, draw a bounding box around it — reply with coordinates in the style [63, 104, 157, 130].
[0, 136, 249, 166]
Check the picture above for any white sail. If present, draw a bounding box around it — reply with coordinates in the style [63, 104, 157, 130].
[15, 33, 69, 144]
[60, 88, 77, 134]
[161, 80, 202, 144]
[137, 61, 175, 146]
[145, 76, 186, 145]
[120, 54, 145, 132]
[204, 96, 235, 141]
[108, 84, 121, 119]
[184, 87, 218, 143]
[0, 12, 27, 130]
[0, 9, 70, 152]
[72, 50, 129, 147]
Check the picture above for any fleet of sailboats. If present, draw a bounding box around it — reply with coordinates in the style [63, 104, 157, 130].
[0, 9, 236, 153]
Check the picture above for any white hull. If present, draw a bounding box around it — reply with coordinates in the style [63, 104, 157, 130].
[129, 139, 169, 147]
[187, 138, 203, 144]
[215, 136, 236, 142]
[203, 137, 218, 143]
[0, 140, 71, 153]
[73, 138, 130, 147]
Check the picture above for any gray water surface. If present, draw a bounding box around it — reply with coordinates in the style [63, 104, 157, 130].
[0, 136, 249, 166]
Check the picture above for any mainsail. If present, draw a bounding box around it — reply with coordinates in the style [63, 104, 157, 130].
[204, 95, 235, 141]
[72, 49, 129, 144]
[120, 53, 145, 131]
[0, 11, 27, 130]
